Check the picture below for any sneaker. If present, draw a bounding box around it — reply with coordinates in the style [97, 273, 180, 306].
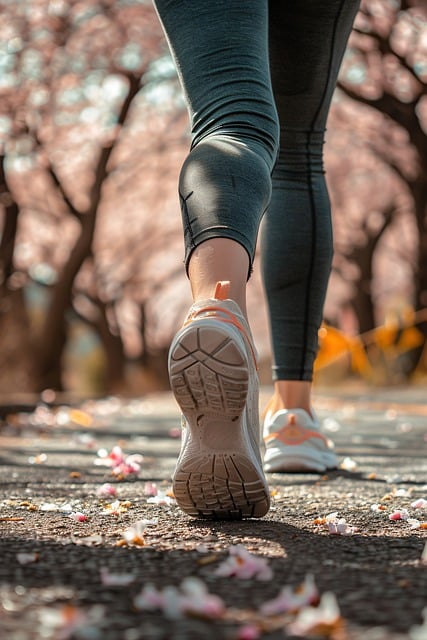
[263, 408, 337, 473]
[168, 281, 270, 519]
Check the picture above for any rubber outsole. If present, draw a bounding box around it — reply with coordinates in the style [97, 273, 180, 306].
[169, 321, 270, 520]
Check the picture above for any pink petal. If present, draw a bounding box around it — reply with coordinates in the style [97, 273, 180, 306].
[389, 509, 410, 521]
[144, 481, 158, 496]
[16, 552, 39, 565]
[411, 498, 427, 509]
[236, 624, 261, 639]
[69, 512, 89, 522]
[97, 483, 117, 497]
[100, 567, 135, 586]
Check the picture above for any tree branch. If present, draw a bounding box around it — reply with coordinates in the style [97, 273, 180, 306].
[336, 83, 427, 162]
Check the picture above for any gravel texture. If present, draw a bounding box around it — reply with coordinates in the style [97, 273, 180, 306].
[0, 386, 426, 640]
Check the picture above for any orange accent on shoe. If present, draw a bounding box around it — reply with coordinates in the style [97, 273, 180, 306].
[213, 281, 231, 300]
[264, 414, 328, 446]
[188, 305, 258, 370]
[182, 281, 258, 370]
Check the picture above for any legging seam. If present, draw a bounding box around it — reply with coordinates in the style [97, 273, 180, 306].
[179, 189, 195, 250]
[301, 0, 347, 379]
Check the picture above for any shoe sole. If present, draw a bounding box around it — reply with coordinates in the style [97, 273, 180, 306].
[264, 444, 337, 473]
[169, 319, 270, 520]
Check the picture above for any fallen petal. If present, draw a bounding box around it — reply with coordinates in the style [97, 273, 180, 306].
[260, 574, 319, 616]
[287, 591, 343, 637]
[100, 567, 135, 587]
[340, 457, 357, 472]
[236, 624, 261, 640]
[97, 484, 118, 498]
[69, 512, 89, 522]
[214, 545, 273, 581]
[17, 552, 39, 565]
[411, 498, 427, 509]
[389, 509, 410, 521]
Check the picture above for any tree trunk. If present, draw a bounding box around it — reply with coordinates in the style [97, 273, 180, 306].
[93, 301, 126, 393]
[0, 156, 19, 296]
[34, 74, 140, 392]
[34, 214, 97, 391]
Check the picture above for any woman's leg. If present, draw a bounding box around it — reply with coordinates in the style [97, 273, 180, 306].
[153, 0, 279, 300]
[261, 0, 360, 470]
[153, 0, 279, 517]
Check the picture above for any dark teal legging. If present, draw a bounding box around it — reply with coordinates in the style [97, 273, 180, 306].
[153, 0, 360, 381]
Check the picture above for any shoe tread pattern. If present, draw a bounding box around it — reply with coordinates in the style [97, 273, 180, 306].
[169, 323, 269, 519]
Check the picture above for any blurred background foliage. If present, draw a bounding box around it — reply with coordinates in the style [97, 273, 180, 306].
[0, 0, 426, 398]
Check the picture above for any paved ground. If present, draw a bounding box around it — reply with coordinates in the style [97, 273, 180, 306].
[0, 385, 426, 640]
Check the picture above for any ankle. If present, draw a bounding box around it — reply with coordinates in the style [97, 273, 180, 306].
[267, 381, 313, 418]
[188, 239, 249, 316]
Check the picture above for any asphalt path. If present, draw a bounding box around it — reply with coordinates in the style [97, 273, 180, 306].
[0, 385, 426, 640]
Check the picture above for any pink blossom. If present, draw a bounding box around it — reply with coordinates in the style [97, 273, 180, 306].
[134, 584, 165, 611]
[69, 512, 89, 522]
[134, 578, 225, 620]
[94, 446, 143, 477]
[236, 624, 261, 639]
[147, 489, 176, 506]
[324, 513, 358, 535]
[180, 577, 225, 618]
[122, 518, 158, 545]
[260, 574, 319, 616]
[143, 481, 158, 496]
[389, 509, 410, 521]
[214, 545, 273, 581]
[287, 592, 342, 637]
[96, 483, 117, 498]
[411, 498, 427, 509]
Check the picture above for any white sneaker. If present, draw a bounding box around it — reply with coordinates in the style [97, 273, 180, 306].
[263, 408, 337, 473]
[168, 281, 270, 519]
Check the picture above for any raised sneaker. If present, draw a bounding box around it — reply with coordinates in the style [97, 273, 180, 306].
[168, 281, 270, 519]
[263, 408, 337, 473]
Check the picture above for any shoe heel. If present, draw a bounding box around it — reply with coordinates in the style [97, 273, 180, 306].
[169, 322, 249, 418]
